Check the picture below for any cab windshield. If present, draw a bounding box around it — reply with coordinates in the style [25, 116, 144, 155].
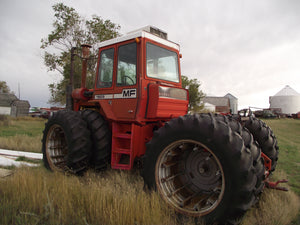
[146, 43, 179, 83]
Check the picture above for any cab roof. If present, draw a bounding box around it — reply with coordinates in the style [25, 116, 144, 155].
[97, 26, 180, 51]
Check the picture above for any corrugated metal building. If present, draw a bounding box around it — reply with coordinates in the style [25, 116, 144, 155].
[224, 93, 238, 114]
[269, 85, 300, 114]
[0, 93, 18, 115]
[202, 93, 238, 114]
[0, 93, 30, 117]
[203, 97, 230, 113]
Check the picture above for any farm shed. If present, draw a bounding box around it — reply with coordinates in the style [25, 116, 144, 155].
[0, 93, 18, 115]
[11, 100, 30, 117]
[203, 96, 230, 113]
[224, 93, 238, 114]
[269, 85, 300, 114]
[202, 102, 216, 112]
[0, 93, 30, 117]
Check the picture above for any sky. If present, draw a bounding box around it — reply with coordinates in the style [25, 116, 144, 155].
[0, 0, 300, 109]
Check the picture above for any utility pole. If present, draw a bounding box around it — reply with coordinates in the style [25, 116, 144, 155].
[18, 82, 20, 99]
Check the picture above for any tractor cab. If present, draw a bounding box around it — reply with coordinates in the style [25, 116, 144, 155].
[73, 26, 188, 123]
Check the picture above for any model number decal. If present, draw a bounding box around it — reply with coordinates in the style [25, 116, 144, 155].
[94, 89, 136, 100]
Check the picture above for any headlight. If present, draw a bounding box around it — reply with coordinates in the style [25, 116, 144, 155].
[159, 86, 187, 100]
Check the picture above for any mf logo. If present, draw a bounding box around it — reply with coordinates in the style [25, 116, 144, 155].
[122, 89, 136, 98]
[114, 89, 137, 99]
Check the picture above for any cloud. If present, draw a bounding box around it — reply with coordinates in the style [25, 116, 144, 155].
[0, 0, 299, 109]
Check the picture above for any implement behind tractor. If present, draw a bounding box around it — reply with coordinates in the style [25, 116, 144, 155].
[42, 26, 284, 224]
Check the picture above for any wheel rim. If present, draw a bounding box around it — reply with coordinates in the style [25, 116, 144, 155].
[45, 124, 68, 171]
[155, 140, 225, 217]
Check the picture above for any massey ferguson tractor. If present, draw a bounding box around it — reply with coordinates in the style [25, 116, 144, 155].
[42, 26, 283, 224]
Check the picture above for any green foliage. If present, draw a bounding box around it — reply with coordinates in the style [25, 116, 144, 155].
[181, 75, 205, 112]
[41, 3, 120, 104]
[0, 81, 13, 94]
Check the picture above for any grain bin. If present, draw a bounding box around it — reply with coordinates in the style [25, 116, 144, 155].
[269, 85, 300, 114]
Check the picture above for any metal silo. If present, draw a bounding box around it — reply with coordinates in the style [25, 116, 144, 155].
[269, 85, 300, 114]
[224, 93, 238, 114]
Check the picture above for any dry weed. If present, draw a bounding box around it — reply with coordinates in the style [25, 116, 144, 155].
[0, 167, 298, 225]
[242, 171, 300, 225]
[0, 134, 42, 152]
[0, 168, 181, 225]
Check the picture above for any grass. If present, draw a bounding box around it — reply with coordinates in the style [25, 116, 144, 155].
[15, 156, 42, 164]
[263, 119, 300, 195]
[243, 188, 299, 225]
[0, 168, 184, 225]
[0, 116, 44, 152]
[0, 117, 299, 224]
[0, 167, 298, 225]
[243, 170, 300, 225]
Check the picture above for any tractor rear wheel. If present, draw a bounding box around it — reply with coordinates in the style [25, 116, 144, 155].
[42, 110, 91, 175]
[214, 114, 265, 196]
[142, 114, 256, 224]
[81, 109, 111, 171]
[244, 117, 279, 172]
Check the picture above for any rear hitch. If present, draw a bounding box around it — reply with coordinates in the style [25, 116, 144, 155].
[261, 153, 288, 191]
[265, 179, 288, 191]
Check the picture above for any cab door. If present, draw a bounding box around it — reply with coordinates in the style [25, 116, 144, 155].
[94, 41, 139, 121]
[111, 41, 138, 119]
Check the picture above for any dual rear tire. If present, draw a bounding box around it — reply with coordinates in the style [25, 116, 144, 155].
[81, 109, 111, 171]
[42, 110, 110, 174]
[244, 117, 279, 172]
[42, 110, 91, 175]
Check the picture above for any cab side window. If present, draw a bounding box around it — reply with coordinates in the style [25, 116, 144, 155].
[97, 48, 114, 88]
[117, 43, 137, 86]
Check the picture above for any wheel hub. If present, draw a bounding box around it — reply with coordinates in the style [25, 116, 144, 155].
[186, 150, 221, 192]
[155, 140, 225, 216]
[45, 124, 68, 171]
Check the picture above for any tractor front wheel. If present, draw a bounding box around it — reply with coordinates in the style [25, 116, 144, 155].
[42, 110, 91, 175]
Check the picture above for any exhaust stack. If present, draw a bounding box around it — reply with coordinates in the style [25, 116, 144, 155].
[81, 44, 92, 88]
[67, 44, 92, 110]
[66, 47, 77, 110]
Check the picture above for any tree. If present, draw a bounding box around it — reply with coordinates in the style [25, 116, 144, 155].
[181, 75, 205, 112]
[0, 81, 12, 94]
[41, 3, 120, 104]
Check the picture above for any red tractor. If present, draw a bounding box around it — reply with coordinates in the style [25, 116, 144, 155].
[42, 26, 281, 224]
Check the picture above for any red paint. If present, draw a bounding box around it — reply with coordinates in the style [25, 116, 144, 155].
[74, 29, 189, 170]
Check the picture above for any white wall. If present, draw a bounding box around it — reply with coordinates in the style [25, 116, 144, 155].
[203, 103, 216, 112]
[0, 106, 11, 115]
[270, 96, 300, 114]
